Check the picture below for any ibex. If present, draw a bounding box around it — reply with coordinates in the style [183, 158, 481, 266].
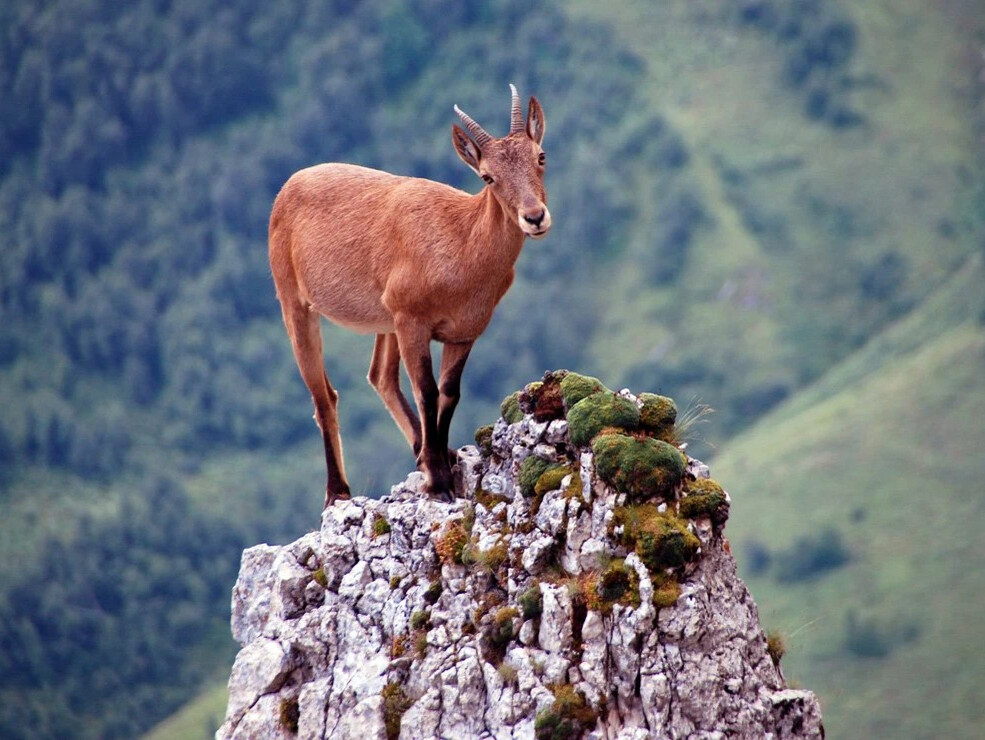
[269, 85, 549, 507]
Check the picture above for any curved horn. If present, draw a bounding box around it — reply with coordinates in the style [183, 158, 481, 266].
[454, 104, 493, 146]
[509, 83, 523, 134]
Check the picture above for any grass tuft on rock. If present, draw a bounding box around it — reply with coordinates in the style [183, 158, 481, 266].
[519, 583, 543, 620]
[559, 372, 608, 409]
[567, 392, 640, 447]
[592, 432, 686, 500]
[381, 682, 413, 740]
[372, 513, 391, 537]
[767, 629, 787, 667]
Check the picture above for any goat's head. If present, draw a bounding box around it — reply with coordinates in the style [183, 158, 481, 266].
[452, 85, 551, 239]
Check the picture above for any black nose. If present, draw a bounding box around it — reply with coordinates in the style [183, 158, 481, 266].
[523, 208, 545, 227]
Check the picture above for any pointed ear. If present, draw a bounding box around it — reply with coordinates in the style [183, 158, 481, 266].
[526, 96, 545, 144]
[452, 124, 481, 174]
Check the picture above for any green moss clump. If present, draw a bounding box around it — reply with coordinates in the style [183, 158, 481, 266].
[474, 424, 494, 456]
[592, 432, 686, 500]
[381, 682, 413, 740]
[638, 393, 677, 438]
[679, 478, 730, 526]
[535, 684, 598, 740]
[652, 574, 682, 609]
[615, 505, 700, 573]
[279, 697, 299, 734]
[423, 580, 442, 605]
[501, 391, 524, 424]
[636, 516, 700, 572]
[519, 583, 543, 620]
[535, 465, 572, 497]
[372, 513, 392, 537]
[559, 372, 608, 408]
[597, 559, 633, 604]
[311, 568, 328, 588]
[566, 392, 640, 447]
[519, 456, 554, 498]
[389, 575, 402, 589]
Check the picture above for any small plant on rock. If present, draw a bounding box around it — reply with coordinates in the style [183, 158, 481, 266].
[766, 629, 787, 667]
[435, 521, 469, 565]
[279, 697, 299, 734]
[423, 579, 442, 605]
[616, 505, 700, 572]
[535, 684, 598, 740]
[474, 424, 494, 456]
[519, 583, 543, 620]
[409, 609, 430, 631]
[372, 513, 392, 537]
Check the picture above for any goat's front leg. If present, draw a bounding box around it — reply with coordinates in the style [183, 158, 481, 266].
[394, 315, 454, 501]
[436, 341, 473, 466]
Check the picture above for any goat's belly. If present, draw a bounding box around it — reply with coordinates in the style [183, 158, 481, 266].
[302, 278, 394, 335]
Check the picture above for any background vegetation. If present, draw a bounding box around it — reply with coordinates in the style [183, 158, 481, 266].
[0, 0, 982, 738]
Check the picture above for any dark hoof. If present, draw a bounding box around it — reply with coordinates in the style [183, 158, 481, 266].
[324, 485, 352, 509]
[426, 487, 456, 503]
[447, 448, 459, 466]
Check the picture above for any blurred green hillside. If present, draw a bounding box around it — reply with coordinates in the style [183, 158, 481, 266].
[0, 0, 982, 738]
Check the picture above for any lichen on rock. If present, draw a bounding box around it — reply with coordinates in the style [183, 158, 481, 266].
[218, 371, 824, 740]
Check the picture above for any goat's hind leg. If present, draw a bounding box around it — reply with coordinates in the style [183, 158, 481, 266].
[368, 333, 422, 454]
[283, 300, 351, 508]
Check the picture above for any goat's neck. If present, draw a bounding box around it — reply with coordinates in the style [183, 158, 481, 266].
[465, 187, 525, 268]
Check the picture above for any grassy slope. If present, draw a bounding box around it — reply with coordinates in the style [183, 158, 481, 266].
[141, 682, 228, 740]
[713, 256, 985, 739]
[572, 0, 982, 436]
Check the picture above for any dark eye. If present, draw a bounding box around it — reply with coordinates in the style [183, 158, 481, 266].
[481, 174, 494, 184]
[538, 152, 546, 166]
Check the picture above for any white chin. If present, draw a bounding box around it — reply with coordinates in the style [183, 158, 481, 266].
[520, 225, 550, 239]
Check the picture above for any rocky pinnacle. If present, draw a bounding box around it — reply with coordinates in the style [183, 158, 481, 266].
[217, 373, 824, 739]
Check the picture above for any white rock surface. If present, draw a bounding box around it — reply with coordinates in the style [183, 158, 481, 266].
[218, 402, 823, 740]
